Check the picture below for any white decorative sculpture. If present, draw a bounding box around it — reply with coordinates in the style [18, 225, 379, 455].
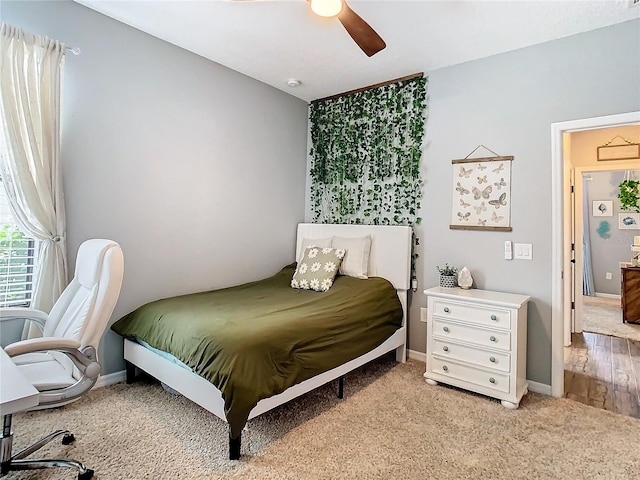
[458, 266, 473, 289]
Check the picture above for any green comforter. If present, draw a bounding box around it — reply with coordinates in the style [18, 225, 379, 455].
[111, 264, 402, 438]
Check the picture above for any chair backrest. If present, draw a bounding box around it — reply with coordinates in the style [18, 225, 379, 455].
[44, 239, 124, 353]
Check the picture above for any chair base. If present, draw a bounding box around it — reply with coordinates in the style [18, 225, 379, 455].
[4, 459, 94, 480]
[1, 415, 93, 479]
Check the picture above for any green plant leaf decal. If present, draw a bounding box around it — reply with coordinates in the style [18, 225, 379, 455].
[596, 221, 611, 239]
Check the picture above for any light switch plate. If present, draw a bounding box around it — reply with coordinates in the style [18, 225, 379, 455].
[514, 243, 533, 260]
[504, 240, 512, 260]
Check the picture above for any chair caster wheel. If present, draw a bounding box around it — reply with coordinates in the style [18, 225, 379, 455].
[78, 468, 94, 480]
[62, 433, 76, 445]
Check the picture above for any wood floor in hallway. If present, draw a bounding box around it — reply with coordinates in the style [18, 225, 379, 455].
[564, 332, 639, 419]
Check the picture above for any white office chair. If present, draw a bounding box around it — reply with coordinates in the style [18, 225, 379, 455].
[0, 239, 124, 480]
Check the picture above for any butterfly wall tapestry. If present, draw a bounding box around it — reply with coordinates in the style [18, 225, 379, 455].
[450, 155, 513, 231]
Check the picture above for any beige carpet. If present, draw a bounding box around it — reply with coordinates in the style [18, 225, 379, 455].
[7, 359, 640, 480]
[581, 295, 640, 341]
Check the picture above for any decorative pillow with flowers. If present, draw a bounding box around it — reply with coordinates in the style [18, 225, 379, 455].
[291, 246, 345, 292]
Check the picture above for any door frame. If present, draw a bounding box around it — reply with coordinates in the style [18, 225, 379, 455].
[573, 164, 631, 334]
[550, 110, 640, 398]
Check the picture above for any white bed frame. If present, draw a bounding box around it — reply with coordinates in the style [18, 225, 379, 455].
[123, 223, 412, 458]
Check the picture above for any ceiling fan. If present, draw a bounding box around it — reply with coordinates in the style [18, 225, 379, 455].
[230, 0, 386, 57]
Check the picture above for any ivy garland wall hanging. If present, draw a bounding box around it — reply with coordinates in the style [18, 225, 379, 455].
[309, 75, 427, 228]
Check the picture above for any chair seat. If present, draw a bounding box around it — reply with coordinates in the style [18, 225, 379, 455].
[12, 351, 56, 365]
[18, 360, 76, 391]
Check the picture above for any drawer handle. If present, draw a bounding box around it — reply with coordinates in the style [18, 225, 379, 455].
[490, 335, 497, 342]
[443, 326, 450, 333]
[444, 307, 450, 313]
[490, 314, 497, 321]
[489, 377, 496, 384]
[443, 346, 449, 352]
[489, 356, 496, 363]
[442, 365, 449, 372]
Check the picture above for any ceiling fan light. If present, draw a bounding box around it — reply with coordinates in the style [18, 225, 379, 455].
[310, 0, 343, 18]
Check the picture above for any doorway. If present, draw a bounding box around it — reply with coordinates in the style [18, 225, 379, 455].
[573, 166, 639, 339]
[550, 111, 640, 398]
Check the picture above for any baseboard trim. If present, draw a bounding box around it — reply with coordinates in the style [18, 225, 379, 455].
[409, 349, 552, 396]
[527, 380, 552, 396]
[408, 349, 426, 363]
[594, 293, 621, 300]
[93, 356, 554, 398]
[93, 369, 126, 389]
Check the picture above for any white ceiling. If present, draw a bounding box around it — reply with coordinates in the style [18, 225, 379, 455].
[75, 0, 639, 102]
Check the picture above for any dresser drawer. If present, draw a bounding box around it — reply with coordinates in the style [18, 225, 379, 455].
[433, 299, 511, 330]
[429, 357, 510, 394]
[432, 318, 511, 351]
[432, 339, 511, 373]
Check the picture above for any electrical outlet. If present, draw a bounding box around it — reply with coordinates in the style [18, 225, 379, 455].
[420, 307, 428, 323]
[605, 272, 613, 280]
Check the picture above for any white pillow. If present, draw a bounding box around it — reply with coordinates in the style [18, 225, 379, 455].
[332, 235, 371, 279]
[298, 237, 333, 262]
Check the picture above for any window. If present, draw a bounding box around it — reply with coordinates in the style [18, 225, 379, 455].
[0, 180, 38, 307]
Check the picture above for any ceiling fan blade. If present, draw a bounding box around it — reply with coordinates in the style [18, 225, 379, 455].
[337, 1, 386, 57]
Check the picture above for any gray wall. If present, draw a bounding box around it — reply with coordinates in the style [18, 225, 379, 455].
[2, 1, 309, 374]
[586, 170, 640, 295]
[413, 20, 640, 385]
[307, 19, 640, 386]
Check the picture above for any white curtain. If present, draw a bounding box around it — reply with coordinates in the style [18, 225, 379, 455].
[0, 23, 67, 337]
[582, 176, 595, 296]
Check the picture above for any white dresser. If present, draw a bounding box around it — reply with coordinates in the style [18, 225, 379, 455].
[423, 287, 530, 409]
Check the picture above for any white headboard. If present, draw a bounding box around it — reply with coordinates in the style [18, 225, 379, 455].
[296, 223, 412, 291]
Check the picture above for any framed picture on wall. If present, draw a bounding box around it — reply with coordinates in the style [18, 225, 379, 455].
[597, 143, 640, 161]
[449, 155, 513, 231]
[592, 200, 613, 217]
[619, 212, 640, 230]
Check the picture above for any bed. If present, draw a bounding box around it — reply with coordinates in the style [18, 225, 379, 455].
[112, 223, 412, 459]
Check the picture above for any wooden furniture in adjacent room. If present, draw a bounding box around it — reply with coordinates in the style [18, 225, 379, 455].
[621, 266, 640, 324]
[423, 287, 530, 409]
